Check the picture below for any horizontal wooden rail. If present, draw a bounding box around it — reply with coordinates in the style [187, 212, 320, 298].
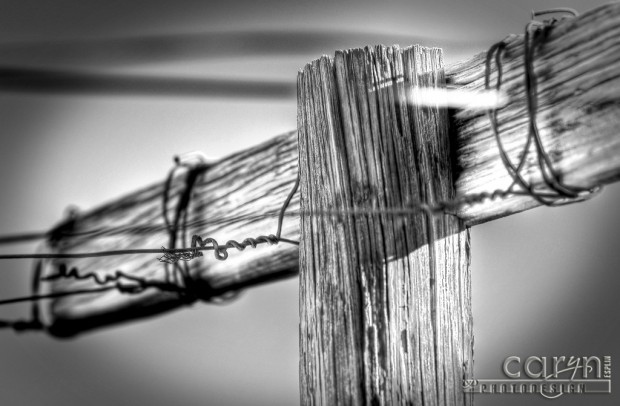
[44, 132, 300, 336]
[41, 1, 620, 336]
[448, 2, 620, 223]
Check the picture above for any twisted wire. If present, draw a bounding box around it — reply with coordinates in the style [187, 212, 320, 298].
[483, 8, 602, 207]
[41, 263, 187, 294]
[0, 154, 301, 317]
[160, 155, 206, 292]
[0, 8, 595, 251]
[45, 263, 150, 289]
[0, 8, 608, 320]
[160, 234, 283, 263]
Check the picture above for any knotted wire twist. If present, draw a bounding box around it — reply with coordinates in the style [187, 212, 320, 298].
[159, 235, 281, 262]
[159, 167, 299, 264]
[0, 8, 609, 332]
[483, 7, 602, 207]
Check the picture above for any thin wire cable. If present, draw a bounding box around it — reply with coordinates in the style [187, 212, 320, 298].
[159, 164, 300, 263]
[0, 12, 595, 253]
[276, 173, 300, 240]
[0, 286, 136, 306]
[0, 231, 300, 260]
[0, 160, 302, 309]
[483, 8, 601, 207]
[161, 156, 206, 288]
[0, 209, 299, 246]
[0, 259, 45, 331]
[0, 8, 608, 314]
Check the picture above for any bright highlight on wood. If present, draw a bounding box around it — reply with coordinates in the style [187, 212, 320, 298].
[407, 87, 508, 110]
[1, 3, 619, 368]
[298, 44, 472, 406]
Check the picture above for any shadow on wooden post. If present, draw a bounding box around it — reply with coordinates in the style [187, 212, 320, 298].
[298, 45, 473, 405]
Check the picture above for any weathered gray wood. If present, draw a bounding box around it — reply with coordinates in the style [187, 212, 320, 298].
[44, 1, 620, 336]
[44, 132, 300, 336]
[298, 45, 472, 405]
[448, 2, 620, 224]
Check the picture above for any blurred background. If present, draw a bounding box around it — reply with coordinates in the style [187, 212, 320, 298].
[0, 0, 618, 405]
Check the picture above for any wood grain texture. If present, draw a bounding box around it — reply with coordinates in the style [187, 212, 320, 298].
[448, 2, 620, 224]
[298, 45, 472, 405]
[43, 1, 620, 336]
[44, 131, 299, 336]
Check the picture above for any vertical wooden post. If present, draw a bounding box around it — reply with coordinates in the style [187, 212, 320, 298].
[298, 45, 472, 405]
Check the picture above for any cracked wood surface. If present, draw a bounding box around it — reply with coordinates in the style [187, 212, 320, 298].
[44, 2, 620, 336]
[298, 45, 472, 405]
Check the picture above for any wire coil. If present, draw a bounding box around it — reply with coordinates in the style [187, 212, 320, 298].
[0, 8, 607, 333]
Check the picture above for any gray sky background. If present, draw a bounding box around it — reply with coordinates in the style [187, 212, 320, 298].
[0, 1, 618, 405]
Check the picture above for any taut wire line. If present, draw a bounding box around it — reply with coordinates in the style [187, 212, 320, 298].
[0, 153, 302, 329]
[0, 9, 607, 328]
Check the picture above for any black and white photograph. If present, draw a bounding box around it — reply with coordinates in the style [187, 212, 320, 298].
[0, 1, 618, 405]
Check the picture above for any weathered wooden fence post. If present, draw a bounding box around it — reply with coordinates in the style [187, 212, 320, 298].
[298, 45, 473, 405]
[38, 3, 620, 338]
